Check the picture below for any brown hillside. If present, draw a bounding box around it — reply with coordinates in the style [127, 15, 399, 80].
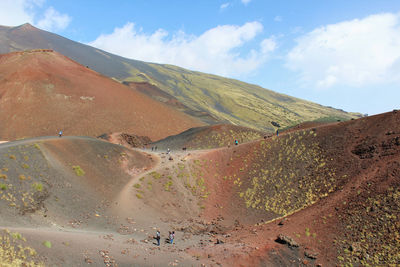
[152, 124, 266, 150]
[0, 50, 203, 140]
[0, 111, 398, 266]
[181, 110, 400, 266]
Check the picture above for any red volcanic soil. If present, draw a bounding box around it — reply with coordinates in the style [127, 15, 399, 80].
[0, 111, 398, 266]
[0, 50, 203, 141]
[186, 110, 400, 266]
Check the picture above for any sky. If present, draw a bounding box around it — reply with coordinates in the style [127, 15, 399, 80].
[1, 0, 400, 115]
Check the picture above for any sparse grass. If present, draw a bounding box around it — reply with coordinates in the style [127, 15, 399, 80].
[21, 163, 29, 169]
[0, 230, 43, 266]
[43, 241, 52, 248]
[164, 181, 173, 191]
[31, 183, 43, 192]
[150, 171, 161, 179]
[133, 183, 141, 189]
[136, 193, 143, 199]
[72, 165, 85, 176]
[0, 183, 7, 190]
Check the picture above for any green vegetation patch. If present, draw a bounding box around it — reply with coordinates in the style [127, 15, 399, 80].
[43, 241, 52, 248]
[0, 230, 44, 266]
[237, 130, 338, 216]
[337, 182, 400, 266]
[150, 171, 161, 179]
[72, 165, 85, 176]
[0, 183, 7, 190]
[31, 182, 43, 192]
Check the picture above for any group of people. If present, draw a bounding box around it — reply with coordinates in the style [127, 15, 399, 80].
[155, 230, 175, 246]
[151, 146, 158, 151]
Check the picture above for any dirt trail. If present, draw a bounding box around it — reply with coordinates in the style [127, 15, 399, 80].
[113, 150, 161, 217]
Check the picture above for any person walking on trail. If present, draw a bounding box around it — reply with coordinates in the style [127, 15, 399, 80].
[58, 130, 63, 137]
[234, 140, 238, 146]
[276, 129, 279, 136]
[155, 230, 161, 246]
[167, 148, 170, 154]
[169, 231, 175, 244]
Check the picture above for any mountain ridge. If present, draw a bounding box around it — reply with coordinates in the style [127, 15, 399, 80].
[0, 23, 362, 131]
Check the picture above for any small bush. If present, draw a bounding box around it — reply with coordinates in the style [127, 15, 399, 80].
[9, 155, 16, 160]
[43, 241, 52, 248]
[72, 166, 85, 176]
[19, 174, 26, 180]
[21, 163, 29, 169]
[136, 193, 143, 199]
[32, 183, 43, 192]
[133, 183, 141, 189]
[0, 174, 7, 180]
[0, 183, 7, 190]
[150, 172, 161, 179]
[164, 181, 173, 191]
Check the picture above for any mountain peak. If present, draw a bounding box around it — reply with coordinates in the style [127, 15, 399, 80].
[16, 23, 37, 31]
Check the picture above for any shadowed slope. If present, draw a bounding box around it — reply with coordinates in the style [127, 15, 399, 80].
[0, 23, 361, 131]
[0, 50, 203, 140]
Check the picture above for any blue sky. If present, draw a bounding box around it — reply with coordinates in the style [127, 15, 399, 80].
[1, 0, 400, 115]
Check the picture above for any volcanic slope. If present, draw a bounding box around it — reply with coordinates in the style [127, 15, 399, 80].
[0, 50, 203, 141]
[152, 124, 266, 150]
[0, 111, 399, 266]
[0, 136, 212, 266]
[123, 110, 399, 266]
[0, 23, 361, 131]
[174, 110, 399, 267]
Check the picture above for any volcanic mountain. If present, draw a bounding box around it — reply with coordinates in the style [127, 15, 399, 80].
[0, 50, 203, 140]
[0, 111, 398, 266]
[0, 23, 361, 131]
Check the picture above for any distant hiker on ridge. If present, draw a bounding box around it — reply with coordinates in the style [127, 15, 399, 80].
[59, 130, 63, 137]
[234, 140, 238, 145]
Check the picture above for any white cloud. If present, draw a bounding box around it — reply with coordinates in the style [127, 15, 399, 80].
[241, 0, 251, 5]
[220, 2, 230, 10]
[274, 16, 282, 22]
[286, 12, 400, 89]
[0, 0, 35, 26]
[88, 22, 275, 77]
[0, 0, 70, 31]
[36, 7, 71, 31]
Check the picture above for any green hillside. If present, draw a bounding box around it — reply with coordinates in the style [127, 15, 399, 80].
[0, 23, 361, 131]
[120, 62, 360, 131]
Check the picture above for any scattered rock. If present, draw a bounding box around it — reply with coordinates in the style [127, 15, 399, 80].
[304, 249, 318, 259]
[275, 234, 299, 248]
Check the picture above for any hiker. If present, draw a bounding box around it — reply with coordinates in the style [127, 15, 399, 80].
[167, 148, 170, 154]
[151, 146, 154, 151]
[58, 130, 63, 137]
[234, 140, 238, 146]
[155, 146, 158, 151]
[169, 231, 175, 244]
[276, 129, 279, 136]
[155, 230, 161, 246]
